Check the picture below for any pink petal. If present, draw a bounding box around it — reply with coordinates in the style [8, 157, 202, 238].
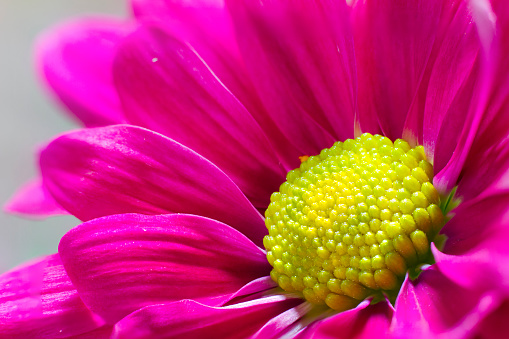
[392, 268, 497, 338]
[420, 2, 480, 170]
[353, 0, 443, 141]
[432, 244, 509, 292]
[0, 254, 104, 338]
[471, 0, 509, 144]
[69, 326, 113, 339]
[454, 2, 509, 199]
[40, 125, 266, 246]
[131, 0, 302, 171]
[112, 296, 301, 339]
[113, 24, 286, 208]
[457, 131, 509, 200]
[226, 0, 356, 153]
[433, 0, 498, 193]
[224, 276, 276, 305]
[299, 300, 393, 339]
[35, 17, 132, 127]
[58, 213, 271, 324]
[131, 0, 239, 74]
[4, 178, 68, 218]
[252, 303, 311, 339]
[433, 190, 509, 290]
[474, 298, 509, 339]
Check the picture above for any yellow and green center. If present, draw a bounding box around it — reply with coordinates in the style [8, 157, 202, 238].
[263, 133, 445, 311]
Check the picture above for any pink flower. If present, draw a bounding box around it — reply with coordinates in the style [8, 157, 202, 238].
[3, 0, 509, 338]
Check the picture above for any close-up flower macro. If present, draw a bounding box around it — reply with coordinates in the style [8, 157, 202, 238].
[2, 0, 509, 338]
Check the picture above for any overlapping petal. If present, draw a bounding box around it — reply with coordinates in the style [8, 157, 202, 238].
[131, 0, 302, 170]
[227, 0, 356, 154]
[392, 268, 497, 338]
[474, 298, 509, 338]
[4, 178, 68, 218]
[454, 0, 509, 198]
[112, 296, 301, 339]
[113, 24, 286, 207]
[353, 0, 442, 141]
[420, 1, 480, 172]
[4, 0, 509, 338]
[433, 190, 509, 291]
[40, 125, 266, 245]
[252, 303, 312, 339]
[35, 17, 132, 127]
[58, 213, 270, 323]
[0, 254, 104, 338]
[299, 300, 393, 339]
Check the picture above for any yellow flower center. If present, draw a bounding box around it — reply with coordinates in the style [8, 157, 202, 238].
[263, 133, 445, 311]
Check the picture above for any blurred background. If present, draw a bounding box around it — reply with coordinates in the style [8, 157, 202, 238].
[0, 0, 125, 272]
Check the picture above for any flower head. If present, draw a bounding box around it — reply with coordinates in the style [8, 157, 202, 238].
[3, 0, 509, 338]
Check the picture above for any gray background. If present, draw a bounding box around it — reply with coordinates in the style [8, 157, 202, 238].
[0, 0, 125, 272]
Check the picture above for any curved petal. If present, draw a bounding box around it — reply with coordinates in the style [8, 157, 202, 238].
[252, 303, 311, 339]
[299, 300, 393, 339]
[113, 24, 286, 208]
[434, 190, 509, 291]
[455, 1, 509, 199]
[4, 178, 68, 218]
[457, 137, 509, 201]
[68, 326, 113, 339]
[420, 2, 480, 170]
[392, 268, 497, 339]
[474, 298, 509, 339]
[40, 125, 266, 246]
[58, 213, 271, 324]
[353, 0, 442, 141]
[35, 17, 132, 127]
[433, 0, 497, 193]
[130, 0, 302, 171]
[226, 0, 356, 153]
[0, 254, 104, 338]
[471, 0, 509, 143]
[224, 276, 276, 305]
[112, 296, 301, 339]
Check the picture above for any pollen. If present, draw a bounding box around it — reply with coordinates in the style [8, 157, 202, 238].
[263, 133, 444, 311]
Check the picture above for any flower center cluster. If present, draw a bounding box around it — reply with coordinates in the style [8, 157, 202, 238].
[263, 133, 444, 311]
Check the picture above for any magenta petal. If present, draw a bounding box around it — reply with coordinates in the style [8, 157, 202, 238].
[353, 0, 443, 141]
[4, 178, 68, 218]
[0, 254, 104, 338]
[227, 0, 356, 153]
[433, 1, 499, 193]
[131, 0, 302, 171]
[58, 213, 271, 324]
[35, 17, 132, 127]
[475, 298, 509, 339]
[224, 276, 276, 304]
[448, 0, 509, 198]
[300, 300, 392, 339]
[457, 128, 509, 200]
[440, 190, 509, 253]
[40, 125, 266, 246]
[393, 268, 496, 338]
[113, 24, 286, 208]
[432, 244, 509, 292]
[252, 303, 310, 339]
[69, 325, 113, 339]
[420, 2, 480, 169]
[434, 190, 509, 290]
[112, 296, 301, 339]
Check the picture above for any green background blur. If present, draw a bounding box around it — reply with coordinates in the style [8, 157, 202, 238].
[0, 0, 125, 272]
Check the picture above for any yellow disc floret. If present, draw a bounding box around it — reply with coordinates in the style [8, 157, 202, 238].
[263, 133, 444, 311]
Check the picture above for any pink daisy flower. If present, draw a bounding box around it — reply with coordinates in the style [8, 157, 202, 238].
[3, 0, 509, 338]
